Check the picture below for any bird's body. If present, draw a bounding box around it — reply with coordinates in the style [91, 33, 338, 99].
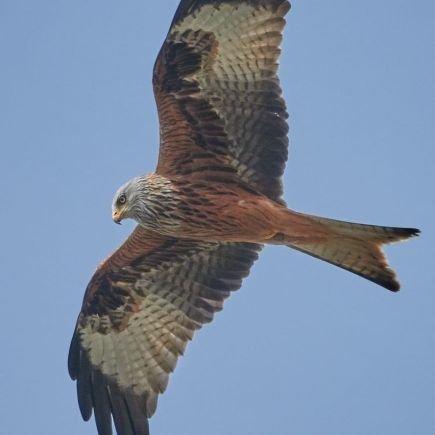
[69, 1, 419, 434]
[114, 173, 292, 242]
[114, 172, 417, 290]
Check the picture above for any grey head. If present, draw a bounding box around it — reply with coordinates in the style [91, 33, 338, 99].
[111, 176, 146, 224]
[111, 173, 175, 227]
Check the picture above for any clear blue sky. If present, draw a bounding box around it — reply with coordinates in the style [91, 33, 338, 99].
[0, 1, 433, 434]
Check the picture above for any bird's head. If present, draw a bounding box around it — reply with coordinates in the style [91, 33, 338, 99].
[112, 174, 175, 227]
[112, 177, 143, 224]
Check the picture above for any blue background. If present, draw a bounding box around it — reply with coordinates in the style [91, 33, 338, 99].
[1, 1, 433, 434]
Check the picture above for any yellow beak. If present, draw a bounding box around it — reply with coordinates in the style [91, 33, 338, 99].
[112, 207, 126, 224]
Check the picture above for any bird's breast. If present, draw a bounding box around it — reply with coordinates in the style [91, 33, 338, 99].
[138, 181, 284, 243]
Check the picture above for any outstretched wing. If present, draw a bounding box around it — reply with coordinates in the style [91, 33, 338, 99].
[153, 0, 290, 201]
[69, 225, 261, 434]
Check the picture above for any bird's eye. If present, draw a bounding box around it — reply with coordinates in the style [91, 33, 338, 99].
[118, 194, 127, 205]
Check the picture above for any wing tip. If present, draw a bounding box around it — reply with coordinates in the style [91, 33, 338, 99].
[67, 330, 80, 380]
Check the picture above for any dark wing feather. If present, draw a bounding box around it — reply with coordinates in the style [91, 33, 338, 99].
[153, 0, 290, 201]
[69, 226, 260, 434]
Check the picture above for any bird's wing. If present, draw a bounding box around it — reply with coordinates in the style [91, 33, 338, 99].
[153, 0, 290, 201]
[69, 225, 261, 434]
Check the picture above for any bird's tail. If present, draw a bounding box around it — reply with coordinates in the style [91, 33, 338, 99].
[271, 211, 419, 291]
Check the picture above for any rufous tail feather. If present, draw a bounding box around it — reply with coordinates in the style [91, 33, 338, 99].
[274, 212, 419, 291]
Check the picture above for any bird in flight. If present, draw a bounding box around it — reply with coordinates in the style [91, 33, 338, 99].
[68, 1, 419, 434]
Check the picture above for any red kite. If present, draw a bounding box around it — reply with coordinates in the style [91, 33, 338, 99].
[69, 1, 419, 434]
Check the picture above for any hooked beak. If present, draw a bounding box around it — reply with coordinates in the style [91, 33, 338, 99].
[112, 207, 126, 225]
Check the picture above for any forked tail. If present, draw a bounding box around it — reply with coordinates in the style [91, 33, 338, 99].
[274, 212, 420, 291]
